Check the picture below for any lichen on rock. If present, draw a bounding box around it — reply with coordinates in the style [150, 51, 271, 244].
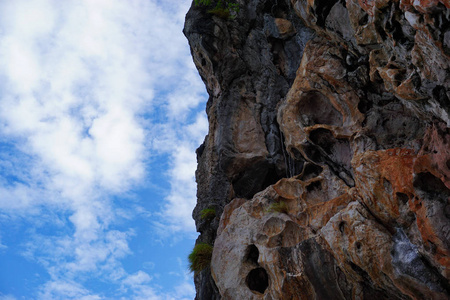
[184, 0, 450, 299]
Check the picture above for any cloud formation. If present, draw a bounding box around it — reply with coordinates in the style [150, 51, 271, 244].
[0, 0, 206, 298]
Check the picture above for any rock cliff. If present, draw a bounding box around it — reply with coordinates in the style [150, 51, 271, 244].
[184, 0, 450, 299]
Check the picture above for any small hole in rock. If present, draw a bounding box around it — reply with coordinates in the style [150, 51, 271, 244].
[246, 267, 269, 294]
[306, 180, 322, 192]
[396, 192, 409, 204]
[339, 221, 346, 234]
[355, 242, 361, 250]
[245, 244, 259, 265]
[359, 13, 369, 25]
[446, 159, 450, 170]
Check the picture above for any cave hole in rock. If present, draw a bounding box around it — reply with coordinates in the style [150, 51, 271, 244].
[245, 244, 260, 265]
[396, 192, 409, 204]
[297, 91, 343, 127]
[306, 180, 322, 193]
[413, 172, 450, 203]
[246, 267, 269, 294]
[301, 163, 323, 181]
[263, 165, 285, 191]
[233, 161, 284, 199]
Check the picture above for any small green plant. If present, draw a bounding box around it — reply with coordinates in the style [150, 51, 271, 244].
[267, 200, 289, 214]
[200, 208, 216, 220]
[194, 0, 240, 19]
[188, 243, 213, 273]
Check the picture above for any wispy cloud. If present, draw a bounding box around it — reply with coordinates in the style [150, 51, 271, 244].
[38, 280, 102, 300]
[0, 294, 18, 300]
[0, 0, 204, 298]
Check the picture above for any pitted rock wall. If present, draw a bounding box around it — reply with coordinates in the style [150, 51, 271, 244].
[184, 0, 450, 299]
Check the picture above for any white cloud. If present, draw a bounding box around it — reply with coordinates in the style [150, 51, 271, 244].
[166, 58, 209, 119]
[153, 110, 208, 234]
[173, 280, 196, 300]
[0, 2, 148, 202]
[119, 266, 195, 300]
[187, 112, 209, 143]
[0, 0, 205, 298]
[123, 270, 152, 287]
[0, 183, 41, 210]
[154, 136, 207, 234]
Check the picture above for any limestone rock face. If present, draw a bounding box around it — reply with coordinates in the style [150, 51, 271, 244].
[184, 0, 450, 299]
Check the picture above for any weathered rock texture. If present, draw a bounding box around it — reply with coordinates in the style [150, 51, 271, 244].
[184, 0, 450, 299]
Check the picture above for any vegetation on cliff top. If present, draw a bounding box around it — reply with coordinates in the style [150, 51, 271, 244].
[194, 0, 239, 19]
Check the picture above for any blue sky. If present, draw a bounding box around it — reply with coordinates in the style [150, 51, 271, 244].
[0, 0, 207, 299]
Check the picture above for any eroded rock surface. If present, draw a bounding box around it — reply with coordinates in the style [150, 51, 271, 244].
[184, 0, 450, 299]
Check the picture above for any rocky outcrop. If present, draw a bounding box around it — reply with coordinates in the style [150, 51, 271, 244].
[184, 0, 450, 299]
